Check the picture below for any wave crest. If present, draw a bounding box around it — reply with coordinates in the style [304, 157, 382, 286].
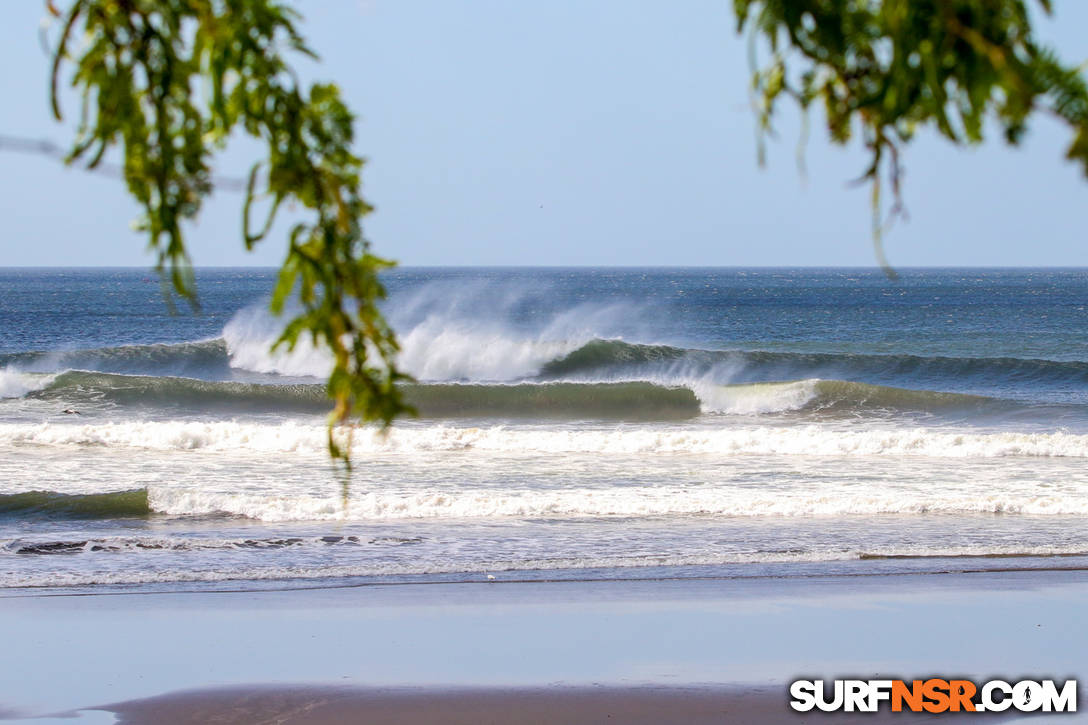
[30, 372, 700, 420]
[0, 489, 149, 519]
[540, 339, 1088, 392]
[25, 370, 1004, 419]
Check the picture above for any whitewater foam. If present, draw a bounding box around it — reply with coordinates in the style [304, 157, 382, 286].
[143, 484, 1088, 521]
[0, 420, 332, 453]
[692, 379, 819, 414]
[5, 420, 1088, 458]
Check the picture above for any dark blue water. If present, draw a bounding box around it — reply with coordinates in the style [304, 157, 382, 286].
[4, 267, 1086, 357]
[0, 268, 272, 353]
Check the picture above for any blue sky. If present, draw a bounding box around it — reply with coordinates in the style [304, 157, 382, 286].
[0, 1, 1085, 267]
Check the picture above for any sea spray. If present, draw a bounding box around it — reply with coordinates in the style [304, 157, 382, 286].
[222, 307, 333, 378]
[0, 369, 51, 399]
[381, 280, 653, 381]
[217, 278, 656, 382]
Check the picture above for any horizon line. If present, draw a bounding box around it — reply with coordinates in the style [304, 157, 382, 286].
[2, 264, 1088, 271]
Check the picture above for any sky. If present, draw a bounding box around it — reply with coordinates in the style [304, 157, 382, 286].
[0, 1, 1085, 268]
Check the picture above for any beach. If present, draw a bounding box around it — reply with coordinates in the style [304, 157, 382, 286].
[3, 570, 1085, 722]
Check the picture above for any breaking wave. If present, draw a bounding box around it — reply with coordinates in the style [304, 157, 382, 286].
[0, 368, 52, 398]
[0, 489, 149, 519]
[29, 372, 700, 420]
[23, 370, 1011, 419]
[6, 332, 1087, 400]
[29, 371, 331, 414]
[539, 339, 1088, 391]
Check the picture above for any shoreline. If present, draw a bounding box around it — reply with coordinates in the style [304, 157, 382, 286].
[96, 683, 1016, 724]
[6, 549, 1088, 600]
[2, 569, 1085, 722]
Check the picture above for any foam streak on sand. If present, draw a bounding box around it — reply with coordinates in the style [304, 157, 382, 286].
[5, 542, 1088, 589]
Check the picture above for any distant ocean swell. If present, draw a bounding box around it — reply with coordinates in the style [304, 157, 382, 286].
[0, 340, 232, 379]
[5, 421, 1088, 457]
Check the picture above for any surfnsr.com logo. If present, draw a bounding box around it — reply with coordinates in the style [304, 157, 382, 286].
[790, 679, 1077, 713]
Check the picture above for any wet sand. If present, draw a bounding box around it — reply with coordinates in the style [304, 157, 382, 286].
[101, 684, 1009, 724]
[1, 570, 1085, 723]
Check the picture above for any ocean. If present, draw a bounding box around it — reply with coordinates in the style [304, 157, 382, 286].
[2, 267, 1087, 592]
